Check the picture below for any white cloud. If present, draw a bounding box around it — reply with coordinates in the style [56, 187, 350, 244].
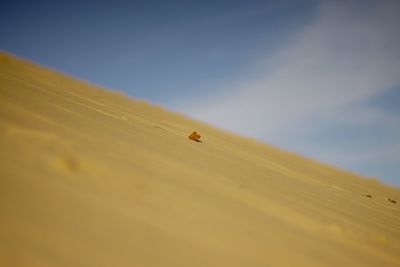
[177, 0, 400, 135]
[171, 0, 400, 183]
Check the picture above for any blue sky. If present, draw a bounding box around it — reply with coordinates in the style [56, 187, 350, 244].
[1, 0, 399, 186]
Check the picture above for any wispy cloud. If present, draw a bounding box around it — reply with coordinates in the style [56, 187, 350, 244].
[173, 0, 400, 183]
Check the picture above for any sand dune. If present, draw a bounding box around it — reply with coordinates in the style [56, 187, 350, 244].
[1, 52, 399, 267]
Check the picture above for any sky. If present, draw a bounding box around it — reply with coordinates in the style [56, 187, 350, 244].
[1, 0, 400, 186]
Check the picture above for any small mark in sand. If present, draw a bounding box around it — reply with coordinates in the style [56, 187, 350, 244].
[365, 194, 372, 198]
[331, 185, 343, 191]
[388, 198, 397, 204]
[64, 156, 79, 172]
[374, 234, 389, 245]
[56, 155, 80, 173]
[154, 125, 166, 130]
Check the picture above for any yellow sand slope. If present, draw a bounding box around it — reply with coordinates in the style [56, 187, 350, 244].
[1, 52, 399, 267]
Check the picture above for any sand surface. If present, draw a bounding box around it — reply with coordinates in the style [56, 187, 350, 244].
[1, 52, 400, 266]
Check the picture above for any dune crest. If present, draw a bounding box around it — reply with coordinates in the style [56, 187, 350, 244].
[1, 52, 399, 267]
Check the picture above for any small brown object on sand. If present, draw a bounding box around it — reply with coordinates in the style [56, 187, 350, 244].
[189, 131, 202, 142]
[366, 194, 372, 198]
[389, 198, 397, 204]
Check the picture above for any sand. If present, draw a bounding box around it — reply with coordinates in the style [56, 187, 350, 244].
[1, 52, 399, 267]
